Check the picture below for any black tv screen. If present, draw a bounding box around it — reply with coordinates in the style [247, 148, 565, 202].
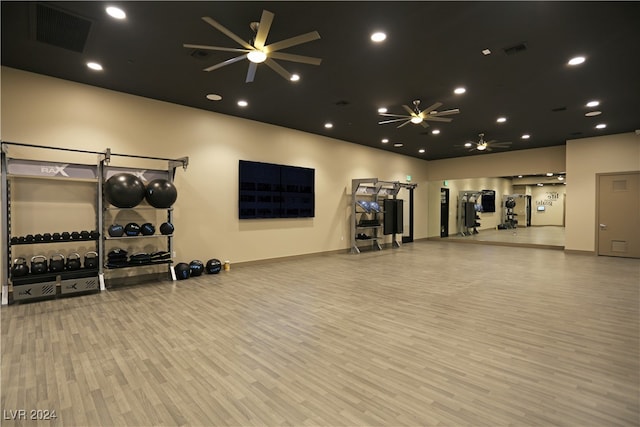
[239, 160, 315, 219]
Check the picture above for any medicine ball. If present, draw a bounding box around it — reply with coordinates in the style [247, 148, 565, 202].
[145, 179, 178, 209]
[108, 224, 125, 237]
[140, 223, 155, 236]
[104, 173, 146, 208]
[175, 262, 191, 280]
[124, 222, 141, 236]
[159, 222, 174, 235]
[205, 258, 222, 274]
[505, 198, 516, 209]
[189, 260, 204, 277]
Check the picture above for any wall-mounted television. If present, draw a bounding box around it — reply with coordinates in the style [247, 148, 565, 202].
[239, 160, 314, 219]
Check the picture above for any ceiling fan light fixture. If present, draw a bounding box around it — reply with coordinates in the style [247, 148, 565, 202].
[464, 142, 472, 148]
[106, 6, 126, 20]
[290, 74, 300, 82]
[247, 50, 267, 63]
[371, 32, 386, 42]
[410, 116, 423, 124]
[477, 142, 488, 151]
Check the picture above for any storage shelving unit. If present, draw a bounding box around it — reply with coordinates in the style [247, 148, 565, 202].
[350, 178, 401, 254]
[1, 141, 188, 305]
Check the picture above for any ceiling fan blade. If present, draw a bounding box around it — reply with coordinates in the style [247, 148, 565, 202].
[379, 113, 411, 118]
[402, 104, 414, 115]
[424, 116, 453, 122]
[430, 108, 460, 116]
[264, 58, 292, 80]
[397, 120, 412, 128]
[202, 17, 254, 50]
[253, 10, 274, 49]
[492, 142, 513, 148]
[269, 52, 322, 65]
[378, 118, 410, 125]
[264, 31, 321, 53]
[203, 54, 247, 72]
[420, 121, 429, 128]
[246, 62, 258, 82]
[183, 44, 251, 53]
[421, 102, 443, 115]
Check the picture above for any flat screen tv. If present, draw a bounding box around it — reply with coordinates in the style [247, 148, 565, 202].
[239, 160, 315, 219]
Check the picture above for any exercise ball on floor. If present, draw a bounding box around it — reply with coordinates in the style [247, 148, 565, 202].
[104, 173, 146, 208]
[145, 179, 178, 208]
[175, 263, 191, 280]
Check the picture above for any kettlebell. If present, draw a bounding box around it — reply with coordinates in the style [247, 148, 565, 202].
[11, 257, 29, 277]
[49, 253, 66, 272]
[30, 255, 48, 274]
[84, 251, 99, 269]
[66, 252, 82, 270]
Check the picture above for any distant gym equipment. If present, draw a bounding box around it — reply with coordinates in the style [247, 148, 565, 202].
[145, 179, 178, 208]
[205, 259, 222, 274]
[175, 263, 191, 280]
[104, 173, 146, 208]
[189, 260, 204, 276]
[11, 258, 29, 277]
[159, 222, 174, 235]
[505, 197, 516, 209]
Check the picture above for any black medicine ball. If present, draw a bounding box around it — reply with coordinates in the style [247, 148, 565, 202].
[145, 179, 178, 209]
[140, 223, 155, 236]
[205, 259, 222, 274]
[104, 173, 146, 208]
[159, 222, 174, 235]
[189, 260, 204, 277]
[175, 262, 191, 280]
[124, 223, 141, 236]
[108, 224, 125, 237]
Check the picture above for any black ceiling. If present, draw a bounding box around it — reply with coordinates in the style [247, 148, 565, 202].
[2, 1, 639, 160]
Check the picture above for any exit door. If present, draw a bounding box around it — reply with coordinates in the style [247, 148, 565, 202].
[597, 172, 640, 258]
[440, 188, 449, 237]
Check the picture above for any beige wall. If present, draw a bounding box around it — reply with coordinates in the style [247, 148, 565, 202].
[0, 67, 430, 275]
[565, 132, 640, 252]
[530, 185, 565, 226]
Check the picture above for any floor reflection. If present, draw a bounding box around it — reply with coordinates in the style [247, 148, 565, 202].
[441, 226, 565, 249]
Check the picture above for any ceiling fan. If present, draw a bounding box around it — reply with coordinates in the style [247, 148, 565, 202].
[184, 10, 322, 83]
[462, 133, 512, 152]
[378, 100, 460, 128]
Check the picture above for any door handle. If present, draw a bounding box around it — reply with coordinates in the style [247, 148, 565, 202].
[599, 224, 607, 230]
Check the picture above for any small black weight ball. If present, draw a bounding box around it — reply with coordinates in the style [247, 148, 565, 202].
[108, 224, 124, 237]
[189, 260, 204, 277]
[175, 263, 191, 280]
[124, 223, 141, 236]
[205, 258, 222, 274]
[145, 179, 178, 208]
[104, 173, 146, 208]
[159, 222, 174, 235]
[140, 223, 155, 236]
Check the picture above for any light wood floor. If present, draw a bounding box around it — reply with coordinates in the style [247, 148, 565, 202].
[2, 241, 639, 426]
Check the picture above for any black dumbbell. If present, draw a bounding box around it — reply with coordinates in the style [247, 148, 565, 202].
[43, 233, 52, 242]
[34, 233, 44, 242]
[52, 232, 62, 241]
[80, 230, 90, 240]
[61, 232, 71, 241]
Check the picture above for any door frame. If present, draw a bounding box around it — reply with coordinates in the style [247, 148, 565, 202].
[440, 187, 450, 237]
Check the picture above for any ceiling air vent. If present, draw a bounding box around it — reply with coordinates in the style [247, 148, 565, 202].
[35, 4, 91, 53]
[503, 42, 527, 56]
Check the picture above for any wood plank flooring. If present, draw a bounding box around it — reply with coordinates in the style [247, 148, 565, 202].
[2, 241, 639, 426]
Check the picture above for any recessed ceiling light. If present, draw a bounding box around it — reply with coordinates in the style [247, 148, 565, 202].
[106, 6, 126, 19]
[546, 172, 554, 176]
[482, 49, 491, 56]
[431, 129, 440, 135]
[381, 138, 389, 143]
[454, 87, 466, 95]
[324, 122, 333, 129]
[237, 100, 248, 107]
[586, 100, 599, 107]
[418, 148, 426, 154]
[585, 111, 602, 117]
[87, 62, 103, 71]
[568, 56, 585, 66]
[371, 32, 386, 42]
[464, 142, 472, 147]
[596, 123, 607, 129]
[378, 107, 387, 113]
[518, 175, 523, 178]
[206, 93, 222, 101]
[290, 74, 300, 82]
[521, 134, 530, 139]
[497, 117, 507, 123]
[393, 143, 403, 148]
[537, 183, 544, 186]
[558, 176, 565, 181]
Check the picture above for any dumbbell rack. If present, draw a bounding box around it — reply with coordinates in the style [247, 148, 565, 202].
[1, 142, 188, 305]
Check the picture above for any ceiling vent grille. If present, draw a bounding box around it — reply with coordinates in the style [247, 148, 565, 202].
[35, 4, 91, 53]
[503, 42, 527, 56]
